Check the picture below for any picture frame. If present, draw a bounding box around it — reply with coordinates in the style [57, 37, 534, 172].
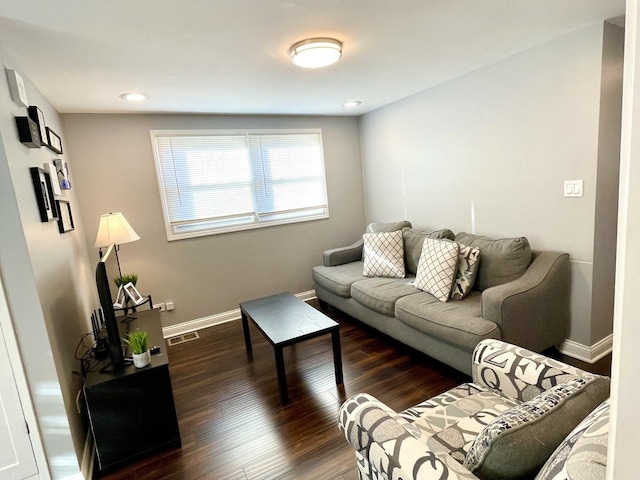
[45, 127, 63, 154]
[122, 282, 145, 306]
[53, 158, 72, 190]
[56, 199, 74, 233]
[29, 167, 58, 222]
[6, 69, 28, 107]
[15, 116, 41, 148]
[28, 106, 47, 145]
[45, 162, 61, 196]
[113, 286, 126, 308]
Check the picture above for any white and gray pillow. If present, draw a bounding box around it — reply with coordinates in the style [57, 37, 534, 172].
[362, 231, 406, 278]
[415, 238, 460, 302]
[451, 244, 480, 300]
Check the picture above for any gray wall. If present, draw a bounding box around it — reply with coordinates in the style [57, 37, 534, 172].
[61, 114, 365, 327]
[359, 23, 620, 347]
[0, 48, 93, 477]
[591, 22, 624, 344]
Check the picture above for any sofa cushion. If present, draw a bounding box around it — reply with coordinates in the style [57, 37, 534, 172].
[463, 375, 611, 480]
[451, 244, 481, 300]
[426, 398, 516, 464]
[363, 231, 406, 278]
[403, 228, 455, 274]
[395, 291, 500, 351]
[351, 277, 418, 316]
[535, 399, 609, 480]
[415, 238, 460, 302]
[312, 262, 365, 298]
[399, 383, 519, 445]
[366, 220, 412, 233]
[454, 233, 531, 291]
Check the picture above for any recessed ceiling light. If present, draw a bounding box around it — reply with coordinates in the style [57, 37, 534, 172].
[119, 92, 149, 102]
[341, 100, 362, 108]
[290, 38, 342, 69]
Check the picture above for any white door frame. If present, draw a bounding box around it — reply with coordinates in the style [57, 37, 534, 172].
[0, 272, 50, 479]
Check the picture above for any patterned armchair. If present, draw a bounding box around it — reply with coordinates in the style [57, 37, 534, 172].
[338, 339, 610, 480]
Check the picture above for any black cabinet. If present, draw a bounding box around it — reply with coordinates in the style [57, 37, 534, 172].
[84, 309, 181, 472]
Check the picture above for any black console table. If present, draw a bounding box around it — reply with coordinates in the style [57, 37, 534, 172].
[84, 309, 181, 472]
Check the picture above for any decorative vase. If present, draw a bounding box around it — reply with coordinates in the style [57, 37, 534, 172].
[132, 349, 151, 368]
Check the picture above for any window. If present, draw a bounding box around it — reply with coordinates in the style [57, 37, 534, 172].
[150, 129, 329, 240]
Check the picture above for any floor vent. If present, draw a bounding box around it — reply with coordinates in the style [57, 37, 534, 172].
[167, 331, 200, 346]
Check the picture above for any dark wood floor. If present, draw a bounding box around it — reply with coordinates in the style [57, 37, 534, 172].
[95, 300, 611, 480]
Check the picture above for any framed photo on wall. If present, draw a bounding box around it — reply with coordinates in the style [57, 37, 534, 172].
[28, 106, 47, 145]
[56, 199, 74, 233]
[46, 127, 63, 154]
[29, 167, 58, 222]
[54, 158, 72, 190]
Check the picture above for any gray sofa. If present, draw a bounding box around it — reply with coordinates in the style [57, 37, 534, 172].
[312, 221, 570, 374]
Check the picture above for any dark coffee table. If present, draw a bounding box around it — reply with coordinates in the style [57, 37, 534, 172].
[240, 292, 343, 405]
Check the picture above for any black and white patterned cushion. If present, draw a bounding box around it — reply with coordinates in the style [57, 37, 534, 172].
[464, 376, 611, 479]
[535, 399, 610, 480]
[362, 231, 405, 278]
[415, 239, 460, 302]
[451, 244, 480, 300]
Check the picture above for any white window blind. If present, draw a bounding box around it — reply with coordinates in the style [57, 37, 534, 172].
[151, 129, 329, 240]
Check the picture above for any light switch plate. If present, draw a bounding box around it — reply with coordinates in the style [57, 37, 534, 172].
[564, 180, 583, 198]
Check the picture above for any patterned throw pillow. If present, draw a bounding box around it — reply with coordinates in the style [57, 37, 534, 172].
[463, 376, 611, 480]
[415, 239, 460, 302]
[450, 244, 480, 300]
[535, 399, 610, 480]
[362, 231, 405, 278]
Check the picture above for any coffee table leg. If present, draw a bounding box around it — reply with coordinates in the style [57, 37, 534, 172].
[241, 311, 252, 353]
[274, 346, 289, 405]
[332, 328, 343, 385]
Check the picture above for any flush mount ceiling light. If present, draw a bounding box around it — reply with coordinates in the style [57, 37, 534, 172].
[290, 38, 342, 68]
[119, 92, 149, 102]
[341, 100, 362, 108]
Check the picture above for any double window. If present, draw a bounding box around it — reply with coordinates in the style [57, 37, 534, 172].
[150, 129, 329, 240]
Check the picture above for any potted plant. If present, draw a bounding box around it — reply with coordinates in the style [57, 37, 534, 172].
[114, 272, 138, 288]
[124, 329, 151, 368]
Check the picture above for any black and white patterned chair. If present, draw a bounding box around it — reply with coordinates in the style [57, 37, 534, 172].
[338, 339, 610, 480]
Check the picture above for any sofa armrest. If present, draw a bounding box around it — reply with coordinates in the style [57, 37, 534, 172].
[339, 393, 480, 480]
[323, 238, 364, 266]
[481, 251, 570, 352]
[471, 339, 597, 402]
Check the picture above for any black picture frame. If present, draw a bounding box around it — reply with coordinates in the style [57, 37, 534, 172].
[46, 127, 63, 154]
[56, 199, 74, 233]
[29, 167, 58, 222]
[15, 116, 41, 148]
[28, 105, 47, 145]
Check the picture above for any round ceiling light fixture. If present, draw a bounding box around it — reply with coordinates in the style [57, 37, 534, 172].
[119, 92, 149, 102]
[290, 38, 342, 68]
[341, 100, 362, 108]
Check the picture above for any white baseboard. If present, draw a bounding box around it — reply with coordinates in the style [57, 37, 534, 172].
[558, 334, 613, 363]
[162, 290, 317, 339]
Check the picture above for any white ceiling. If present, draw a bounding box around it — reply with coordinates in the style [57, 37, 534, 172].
[0, 1, 626, 116]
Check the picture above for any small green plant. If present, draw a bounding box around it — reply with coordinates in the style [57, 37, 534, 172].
[114, 272, 138, 288]
[123, 329, 149, 355]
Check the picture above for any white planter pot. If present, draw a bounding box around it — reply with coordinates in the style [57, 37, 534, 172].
[132, 349, 151, 368]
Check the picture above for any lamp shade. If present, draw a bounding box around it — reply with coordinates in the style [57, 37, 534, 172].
[290, 38, 342, 68]
[95, 212, 140, 248]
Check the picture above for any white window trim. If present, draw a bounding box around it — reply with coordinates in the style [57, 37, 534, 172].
[150, 128, 330, 241]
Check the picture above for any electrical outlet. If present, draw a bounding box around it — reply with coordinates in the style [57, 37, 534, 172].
[153, 303, 166, 311]
[166, 301, 175, 311]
